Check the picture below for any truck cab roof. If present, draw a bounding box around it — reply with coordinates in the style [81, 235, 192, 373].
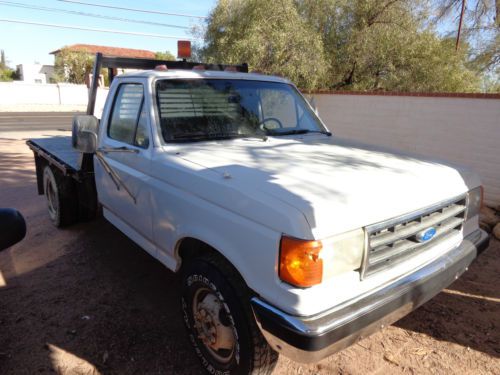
[116, 69, 292, 84]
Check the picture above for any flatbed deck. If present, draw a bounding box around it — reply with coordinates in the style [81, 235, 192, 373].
[27, 137, 82, 177]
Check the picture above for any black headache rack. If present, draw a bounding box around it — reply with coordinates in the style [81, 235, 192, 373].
[87, 52, 249, 116]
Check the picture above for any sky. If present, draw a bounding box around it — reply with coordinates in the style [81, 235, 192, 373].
[0, 0, 217, 67]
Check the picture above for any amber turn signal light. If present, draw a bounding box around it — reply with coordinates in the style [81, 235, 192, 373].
[279, 236, 323, 287]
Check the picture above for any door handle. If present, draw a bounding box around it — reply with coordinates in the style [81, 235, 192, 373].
[98, 146, 139, 154]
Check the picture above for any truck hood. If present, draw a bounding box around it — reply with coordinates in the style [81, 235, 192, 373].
[170, 135, 478, 239]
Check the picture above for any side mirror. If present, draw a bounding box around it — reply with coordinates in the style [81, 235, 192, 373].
[72, 115, 99, 153]
[0, 208, 26, 251]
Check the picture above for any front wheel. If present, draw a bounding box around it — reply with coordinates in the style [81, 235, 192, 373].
[182, 255, 278, 375]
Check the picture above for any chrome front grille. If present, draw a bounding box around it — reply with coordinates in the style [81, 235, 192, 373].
[361, 195, 467, 278]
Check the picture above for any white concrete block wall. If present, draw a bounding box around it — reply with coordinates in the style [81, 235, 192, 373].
[313, 93, 500, 206]
[0, 82, 88, 105]
[0, 82, 60, 105]
[58, 84, 88, 105]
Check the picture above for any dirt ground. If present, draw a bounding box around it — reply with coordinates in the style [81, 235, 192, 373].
[0, 131, 499, 375]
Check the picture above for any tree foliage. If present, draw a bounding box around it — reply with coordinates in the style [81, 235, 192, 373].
[0, 49, 16, 82]
[155, 51, 176, 60]
[431, 0, 499, 81]
[199, 0, 326, 89]
[199, 0, 483, 91]
[54, 48, 94, 84]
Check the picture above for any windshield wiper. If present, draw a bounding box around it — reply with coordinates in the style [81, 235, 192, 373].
[266, 129, 332, 136]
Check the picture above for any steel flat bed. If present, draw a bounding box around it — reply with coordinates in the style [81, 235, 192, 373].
[27, 136, 98, 220]
[27, 137, 83, 180]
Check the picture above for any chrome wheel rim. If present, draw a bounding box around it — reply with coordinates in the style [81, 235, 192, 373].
[192, 287, 236, 364]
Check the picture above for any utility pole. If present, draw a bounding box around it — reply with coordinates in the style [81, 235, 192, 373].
[0, 50, 5, 68]
[455, 0, 466, 51]
[496, 0, 499, 27]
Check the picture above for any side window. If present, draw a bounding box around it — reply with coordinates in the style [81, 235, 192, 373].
[260, 89, 297, 128]
[108, 84, 144, 145]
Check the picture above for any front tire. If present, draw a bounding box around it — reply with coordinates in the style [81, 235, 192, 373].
[182, 255, 278, 375]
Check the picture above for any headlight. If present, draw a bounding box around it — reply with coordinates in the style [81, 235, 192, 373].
[279, 229, 364, 288]
[321, 229, 365, 279]
[466, 186, 483, 220]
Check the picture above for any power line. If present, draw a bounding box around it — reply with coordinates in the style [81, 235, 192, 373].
[56, 0, 208, 19]
[0, 1, 191, 29]
[0, 18, 197, 39]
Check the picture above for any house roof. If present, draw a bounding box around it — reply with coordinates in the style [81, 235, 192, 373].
[50, 44, 156, 59]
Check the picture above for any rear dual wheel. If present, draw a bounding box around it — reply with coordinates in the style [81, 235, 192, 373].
[43, 166, 77, 227]
[182, 255, 278, 375]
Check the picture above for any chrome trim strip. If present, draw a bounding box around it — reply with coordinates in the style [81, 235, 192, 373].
[359, 227, 370, 280]
[465, 190, 470, 222]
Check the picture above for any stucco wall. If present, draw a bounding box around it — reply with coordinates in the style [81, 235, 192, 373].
[313, 93, 500, 206]
[0, 82, 88, 105]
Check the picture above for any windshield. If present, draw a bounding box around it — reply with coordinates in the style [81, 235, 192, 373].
[156, 79, 327, 142]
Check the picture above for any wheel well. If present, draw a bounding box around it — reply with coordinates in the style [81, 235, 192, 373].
[176, 238, 247, 287]
[177, 237, 219, 268]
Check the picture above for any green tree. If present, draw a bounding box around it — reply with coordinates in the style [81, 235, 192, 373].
[155, 51, 176, 60]
[200, 0, 481, 91]
[0, 49, 16, 82]
[0, 69, 15, 82]
[0, 49, 6, 69]
[200, 0, 327, 89]
[296, 0, 479, 91]
[432, 0, 499, 70]
[54, 47, 94, 84]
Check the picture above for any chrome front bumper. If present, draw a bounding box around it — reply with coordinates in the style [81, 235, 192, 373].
[251, 229, 490, 363]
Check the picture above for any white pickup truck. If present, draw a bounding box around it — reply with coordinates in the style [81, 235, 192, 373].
[27, 54, 489, 375]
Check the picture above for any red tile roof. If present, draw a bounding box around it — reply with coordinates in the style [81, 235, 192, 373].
[50, 44, 156, 59]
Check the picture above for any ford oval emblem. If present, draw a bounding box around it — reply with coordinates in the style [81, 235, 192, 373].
[416, 227, 437, 242]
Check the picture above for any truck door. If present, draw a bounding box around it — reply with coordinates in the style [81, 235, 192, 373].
[94, 82, 154, 245]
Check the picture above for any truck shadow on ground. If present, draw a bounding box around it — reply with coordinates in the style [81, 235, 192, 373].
[395, 239, 500, 358]
[0, 218, 205, 375]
